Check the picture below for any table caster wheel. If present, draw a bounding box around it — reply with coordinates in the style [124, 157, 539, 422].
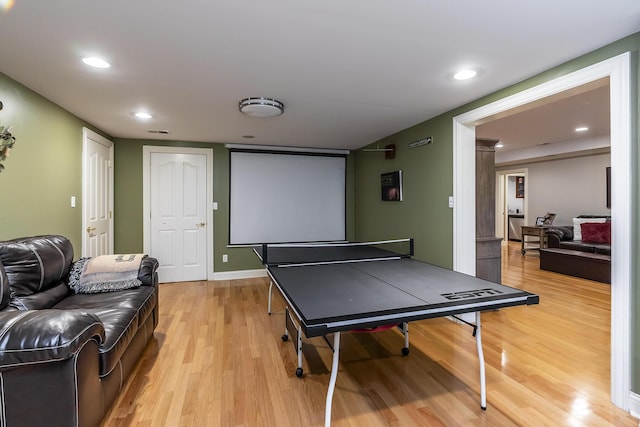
[296, 367, 303, 377]
[281, 334, 288, 342]
[401, 347, 410, 356]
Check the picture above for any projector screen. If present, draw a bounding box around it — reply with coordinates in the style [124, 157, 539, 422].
[229, 150, 346, 245]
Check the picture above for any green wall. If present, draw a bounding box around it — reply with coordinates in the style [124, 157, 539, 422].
[354, 32, 640, 390]
[0, 73, 102, 252]
[354, 123, 454, 268]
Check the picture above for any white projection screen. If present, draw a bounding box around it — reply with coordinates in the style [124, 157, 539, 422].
[229, 150, 346, 245]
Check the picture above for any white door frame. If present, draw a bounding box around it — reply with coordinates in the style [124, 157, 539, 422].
[82, 128, 114, 257]
[495, 169, 528, 239]
[142, 146, 215, 280]
[453, 52, 632, 410]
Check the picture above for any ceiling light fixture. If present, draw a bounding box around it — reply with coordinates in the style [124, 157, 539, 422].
[453, 69, 477, 80]
[495, 142, 504, 148]
[82, 57, 110, 68]
[575, 126, 589, 132]
[134, 112, 153, 119]
[239, 97, 284, 118]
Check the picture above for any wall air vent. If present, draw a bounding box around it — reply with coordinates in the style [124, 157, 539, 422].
[147, 129, 170, 135]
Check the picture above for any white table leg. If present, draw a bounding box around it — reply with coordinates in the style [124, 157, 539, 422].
[475, 312, 487, 409]
[296, 324, 303, 377]
[325, 331, 341, 427]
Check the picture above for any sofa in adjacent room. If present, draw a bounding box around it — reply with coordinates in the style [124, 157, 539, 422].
[0, 235, 159, 427]
[540, 215, 611, 283]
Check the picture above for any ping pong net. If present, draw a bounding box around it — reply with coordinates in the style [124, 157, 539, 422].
[256, 238, 414, 267]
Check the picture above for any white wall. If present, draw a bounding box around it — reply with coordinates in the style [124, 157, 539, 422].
[498, 152, 611, 226]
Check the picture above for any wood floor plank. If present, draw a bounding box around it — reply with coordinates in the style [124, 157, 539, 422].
[104, 242, 638, 426]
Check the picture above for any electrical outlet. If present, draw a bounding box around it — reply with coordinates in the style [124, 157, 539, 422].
[222, 254, 228, 263]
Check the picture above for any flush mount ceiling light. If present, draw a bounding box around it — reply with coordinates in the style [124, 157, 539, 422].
[575, 126, 589, 132]
[239, 97, 284, 117]
[82, 57, 110, 68]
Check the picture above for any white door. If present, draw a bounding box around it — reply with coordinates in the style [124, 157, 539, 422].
[82, 128, 114, 257]
[150, 152, 208, 282]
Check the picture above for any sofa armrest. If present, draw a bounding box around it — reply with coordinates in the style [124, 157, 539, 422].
[546, 226, 573, 248]
[0, 310, 105, 368]
[138, 256, 159, 287]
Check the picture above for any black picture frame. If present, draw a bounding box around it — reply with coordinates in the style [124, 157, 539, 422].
[515, 176, 525, 198]
[381, 170, 402, 201]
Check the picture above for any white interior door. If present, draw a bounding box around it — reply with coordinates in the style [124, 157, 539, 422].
[149, 152, 208, 282]
[82, 128, 114, 257]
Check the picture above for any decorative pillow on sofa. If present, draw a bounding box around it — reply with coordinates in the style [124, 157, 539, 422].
[580, 222, 611, 244]
[573, 217, 606, 241]
[69, 254, 145, 294]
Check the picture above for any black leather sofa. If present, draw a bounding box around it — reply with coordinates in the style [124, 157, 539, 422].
[0, 235, 159, 427]
[540, 220, 611, 283]
[545, 225, 611, 256]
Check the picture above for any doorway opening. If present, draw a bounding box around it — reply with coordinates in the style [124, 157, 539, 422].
[453, 52, 632, 410]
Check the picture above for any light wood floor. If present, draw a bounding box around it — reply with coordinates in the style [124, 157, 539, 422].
[104, 242, 638, 426]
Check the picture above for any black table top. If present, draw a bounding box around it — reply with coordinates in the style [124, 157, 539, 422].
[254, 243, 406, 266]
[261, 249, 538, 337]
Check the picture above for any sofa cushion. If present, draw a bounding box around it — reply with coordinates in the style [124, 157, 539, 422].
[558, 240, 611, 256]
[9, 283, 70, 310]
[53, 286, 157, 376]
[581, 222, 611, 244]
[572, 217, 607, 241]
[0, 236, 73, 309]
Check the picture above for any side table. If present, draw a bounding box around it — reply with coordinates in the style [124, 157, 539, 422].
[521, 225, 548, 255]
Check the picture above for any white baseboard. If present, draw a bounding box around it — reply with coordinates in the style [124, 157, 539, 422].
[213, 268, 267, 281]
[628, 391, 640, 419]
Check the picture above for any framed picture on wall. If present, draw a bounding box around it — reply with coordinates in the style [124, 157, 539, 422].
[515, 176, 525, 198]
[381, 170, 403, 201]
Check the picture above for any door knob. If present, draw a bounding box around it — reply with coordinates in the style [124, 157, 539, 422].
[86, 226, 96, 233]
[196, 222, 206, 227]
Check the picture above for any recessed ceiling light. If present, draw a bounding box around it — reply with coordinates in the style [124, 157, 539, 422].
[495, 142, 504, 148]
[454, 69, 477, 80]
[575, 126, 589, 132]
[82, 57, 110, 68]
[1, 0, 15, 12]
[134, 112, 153, 119]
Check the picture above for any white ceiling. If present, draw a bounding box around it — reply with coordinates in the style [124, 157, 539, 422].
[0, 1, 638, 150]
[477, 80, 611, 164]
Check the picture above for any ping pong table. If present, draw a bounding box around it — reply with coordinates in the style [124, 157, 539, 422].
[254, 239, 539, 426]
